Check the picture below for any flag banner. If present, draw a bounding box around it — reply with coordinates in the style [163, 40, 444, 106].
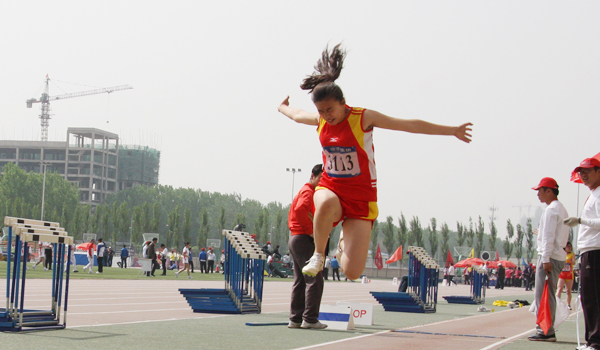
[386, 245, 403, 264]
[468, 248, 475, 259]
[375, 244, 383, 270]
[536, 280, 552, 335]
[446, 250, 454, 268]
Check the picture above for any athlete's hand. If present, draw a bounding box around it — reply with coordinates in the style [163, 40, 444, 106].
[454, 122, 473, 143]
[564, 217, 580, 227]
[278, 96, 290, 112]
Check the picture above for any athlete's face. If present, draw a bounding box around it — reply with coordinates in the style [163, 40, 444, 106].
[315, 98, 347, 125]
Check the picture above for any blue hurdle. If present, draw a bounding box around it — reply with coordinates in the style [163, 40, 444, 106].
[1, 216, 74, 332]
[371, 246, 439, 313]
[179, 230, 267, 314]
[443, 265, 487, 304]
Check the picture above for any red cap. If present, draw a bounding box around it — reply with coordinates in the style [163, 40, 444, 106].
[573, 157, 600, 173]
[532, 177, 558, 190]
[222, 250, 225, 253]
[267, 241, 270, 244]
[201, 247, 205, 250]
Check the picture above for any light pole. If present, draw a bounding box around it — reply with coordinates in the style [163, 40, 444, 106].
[40, 162, 48, 220]
[286, 168, 301, 204]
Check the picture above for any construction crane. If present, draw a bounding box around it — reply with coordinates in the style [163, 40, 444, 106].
[26, 75, 133, 141]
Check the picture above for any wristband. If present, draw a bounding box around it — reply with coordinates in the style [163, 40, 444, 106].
[578, 217, 581, 224]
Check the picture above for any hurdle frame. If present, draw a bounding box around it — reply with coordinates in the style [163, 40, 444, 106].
[179, 230, 266, 314]
[371, 246, 439, 313]
[1, 217, 73, 331]
[443, 265, 487, 304]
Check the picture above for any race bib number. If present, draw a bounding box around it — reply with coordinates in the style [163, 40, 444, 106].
[562, 263, 571, 272]
[323, 146, 361, 178]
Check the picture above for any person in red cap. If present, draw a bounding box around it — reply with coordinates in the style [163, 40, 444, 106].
[199, 247, 207, 273]
[564, 156, 600, 350]
[528, 177, 569, 342]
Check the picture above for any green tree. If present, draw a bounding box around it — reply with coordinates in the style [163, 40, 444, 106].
[456, 222, 465, 247]
[428, 217, 439, 259]
[168, 205, 181, 248]
[117, 202, 130, 242]
[514, 223, 524, 260]
[503, 219, 514, 259]
[397, 214, 408, 257]
[151, 203, 160, 233]
[370, 220, 380, 259]
[182, 208, 192, 244]
[440, 222, 450, 261]
[488, 219, 497, 252]
[475, 216, 485, 257]
[198, 208, 210, 249]
[132, 206, 143, 244]
[410, 216, 424, 248]
[218, 207, 226, 234]
[142, 202, 151, 233]
[466, 217, 475, 247]
[525, 218, 535, 263]
[382, 216, 396, 255]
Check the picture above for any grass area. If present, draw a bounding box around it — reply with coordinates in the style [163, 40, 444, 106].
[0, 261, 293, 281]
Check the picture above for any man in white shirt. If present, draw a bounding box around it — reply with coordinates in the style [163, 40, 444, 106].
[564, 157, 600, 350]
[528, 177, 569, 342]
[323, 256, 331, 280]
[447, 263, 456, 286]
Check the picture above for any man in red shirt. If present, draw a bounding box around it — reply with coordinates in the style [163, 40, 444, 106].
[288, 164, 327, 330]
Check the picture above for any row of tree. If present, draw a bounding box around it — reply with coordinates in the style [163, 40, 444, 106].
[370, 214, 550, 265]
[2, 162, 560, 263]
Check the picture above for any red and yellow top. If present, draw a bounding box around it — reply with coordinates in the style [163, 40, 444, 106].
[317, 106, 377, 202]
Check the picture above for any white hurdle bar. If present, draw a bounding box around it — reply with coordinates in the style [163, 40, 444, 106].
[3, 216, 73, 331]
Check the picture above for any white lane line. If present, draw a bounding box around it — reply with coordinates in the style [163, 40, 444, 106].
[478, 328, 535, 350]
[68, 314, 228, 328]
[290, 330, 392, 350]
[68, 307, 192, 315]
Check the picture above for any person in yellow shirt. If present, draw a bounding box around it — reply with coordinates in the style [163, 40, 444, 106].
[556, 241, 574, 309]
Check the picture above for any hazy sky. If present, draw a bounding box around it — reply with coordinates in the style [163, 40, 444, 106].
[1, 2, 599, 242]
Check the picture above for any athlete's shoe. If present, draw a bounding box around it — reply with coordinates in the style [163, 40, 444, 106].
[187, 276, 192, 279]
[288, 321, 302, 329]
[301, 320, 328, 330]
[32, 265, 36, 270]
[302, 253, 324, 277]
[175, 271, 179, 278]
[336, 231, 344, 271]
[527, 333, 556, 342]
[89, 269, 93, 274]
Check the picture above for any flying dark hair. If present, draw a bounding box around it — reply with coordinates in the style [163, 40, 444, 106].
[300, 44, 346, 103]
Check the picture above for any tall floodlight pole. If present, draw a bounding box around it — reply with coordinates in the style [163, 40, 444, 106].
[286, 168, 301, 203]
[40, 163, 48, 220]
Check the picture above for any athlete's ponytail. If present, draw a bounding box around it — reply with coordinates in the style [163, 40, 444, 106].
[300, 43, 346, 103]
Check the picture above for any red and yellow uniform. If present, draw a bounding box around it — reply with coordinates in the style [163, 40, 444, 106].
[317, 106, 378, 221]
[559, 251, 574, 280]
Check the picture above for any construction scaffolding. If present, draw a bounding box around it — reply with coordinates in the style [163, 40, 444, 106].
[118, 145, 160, 190]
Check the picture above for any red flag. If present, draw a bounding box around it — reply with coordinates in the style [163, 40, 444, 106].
[495, 251, 500, 261]
[446, 250, 454, 268]
[536, 280, 552, 335]
[386, 245, 403, 264]
[375, 244, 383, 270]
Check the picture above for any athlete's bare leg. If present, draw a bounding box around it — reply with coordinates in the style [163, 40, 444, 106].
[313, 189, 342, 257]
[340, 218, 371, 280]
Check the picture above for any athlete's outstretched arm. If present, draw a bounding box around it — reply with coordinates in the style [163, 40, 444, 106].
[278, 96, 319, 126]
[363, 110, 473, 143]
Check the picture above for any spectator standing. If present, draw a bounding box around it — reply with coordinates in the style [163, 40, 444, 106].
[528, 177, 569, 342]
[107, 247, 114, 267]
[496, 263, 505, 290]
[148, 237, 159, 277]
[323, 256, 331, 280]
[331, 256, 340, 281]
[523, 263, 533, 291]
[44, 242, 53, 270]
[267, 254, 274, 277]
[564, 156, 600, 350]
[207, 248, 216, 273]
[160, 244, 168, 276]
[96, 238, 106, 274]
[199, 248, 207, 273]
[219, 249, 225, 273]
[505, 267, 513, 287]
[120, 245, 129, 268]
[189, 246, 194, 273]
